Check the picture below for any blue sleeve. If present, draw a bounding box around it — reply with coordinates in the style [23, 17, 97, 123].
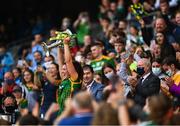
[95, 85, 104, 101]
[118, 62, 129, 83]
[3, 52, 14, 66]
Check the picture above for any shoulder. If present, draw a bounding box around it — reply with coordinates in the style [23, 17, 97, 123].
[59, 117, 75, 125]
[102, 55, 111, 60]
[92, 81, 105, 89]
[149, 73, 160, 81]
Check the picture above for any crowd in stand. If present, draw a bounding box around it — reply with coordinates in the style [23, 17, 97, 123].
[0, 0, 180, 125]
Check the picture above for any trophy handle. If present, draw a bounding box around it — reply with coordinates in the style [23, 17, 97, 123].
[41, 42, 50, 57]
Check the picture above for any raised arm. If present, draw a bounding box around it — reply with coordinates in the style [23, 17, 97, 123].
[63, 37, 78, 81]
[34, 71, 42, 89]
[58, 47, 64, 78]
[73, 14, 81, 29]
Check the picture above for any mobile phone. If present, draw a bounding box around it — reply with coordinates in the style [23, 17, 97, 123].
[17, 60, 24, 67]
[121, 52, 130, 59]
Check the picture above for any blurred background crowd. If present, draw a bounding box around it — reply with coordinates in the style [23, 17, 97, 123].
[0, 0, 180, 125]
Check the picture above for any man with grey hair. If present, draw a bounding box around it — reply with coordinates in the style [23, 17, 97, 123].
[130, 58, 160, 107]
[58, 91, 93, 125]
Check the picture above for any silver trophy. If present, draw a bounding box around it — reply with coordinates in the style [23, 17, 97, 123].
[41, 29, 76, 56]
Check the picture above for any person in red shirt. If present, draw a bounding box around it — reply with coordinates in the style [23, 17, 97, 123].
[1, 72, 17, 95]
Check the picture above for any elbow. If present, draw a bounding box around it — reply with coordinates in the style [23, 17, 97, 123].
[65, 59, 72, 64]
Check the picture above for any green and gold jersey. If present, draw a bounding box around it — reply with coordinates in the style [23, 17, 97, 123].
[57, 77, 81, 115]
[90, 55, 115, 74]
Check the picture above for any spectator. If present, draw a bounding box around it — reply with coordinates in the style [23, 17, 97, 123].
[141, 17, 177, 47]
[92, 103, 119, 125]
[131, 58, 160, 107]
[1, 95, 17, 114]
[1, 72, 17, 95]
[1, 95, 19, 124]
[43, 55, 55, 70]
[0, 44, 14, 82]
[126, 25, 144, 48]
[58, 91, 93, 125]
[145, 94, 174, 125]
[151, 58, 166, 78]
[82, 65, 104, 101]
[34, 62, 59, 116]
[21, 69, 40, 111]
[31, 51, 44, 71]
[90, 42, 115, 74]
[154, 32, 176, 60]
[73, 12, 91, 46]
[162, 56, 180, 106]
[17, 113, 39, 125]
[113, 37, 126, 63]
[102, 63, 117, 87]
[173, 10, 180, 44]
[12, 67, 22, 86]
[61, 17, 72, 31]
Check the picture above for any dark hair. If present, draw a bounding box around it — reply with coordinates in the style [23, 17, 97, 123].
[160, 0, 168, 4]
[114, 37, 126, 45]
[152, 58, 162, 64]
[12, 67, 22, 74]
[130, 25, 138, 31]
[102, 63, 116, 75]
[162, 56, 178, 68]
[73, 61, 83, 80]
[45, 54, 55, 61]
[22, 69, 34, 84]
[33, 50, 43, 57]
[2, 94, 17, 109]
[83, 65, 94, 73]
[101, 16, 111, 23]
[101, 63, 116, 86]
[90, 42, 103, 49]
[155, 32, 168, 45]
[51, 62, 60, 79]
[112, 29, 126, 38]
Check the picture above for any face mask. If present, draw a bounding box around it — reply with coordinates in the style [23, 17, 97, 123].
[105, 71, 114, 80]
[137, 67, 145, 76]
[4, 106, 15, 113]
[43, 61, 52, 69]
[116, 70, 121, 75]
[152, 67, 161, 76]
[4, 79, 14, 85]
[75, 55, 82, 63]
[166, 69, 173, 77]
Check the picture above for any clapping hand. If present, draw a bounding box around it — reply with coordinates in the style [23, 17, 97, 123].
[127, 76, 138, 87]
[164, 77, 174, 87]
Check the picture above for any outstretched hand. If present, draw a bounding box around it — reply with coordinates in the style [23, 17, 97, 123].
[63, 37, 71, 45]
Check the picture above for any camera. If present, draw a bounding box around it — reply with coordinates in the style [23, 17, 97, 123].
[0, 113, 16, 124]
